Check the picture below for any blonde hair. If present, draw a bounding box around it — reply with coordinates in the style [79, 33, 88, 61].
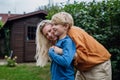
[35, 20, 52, 67]
[51, 12, 74, 28]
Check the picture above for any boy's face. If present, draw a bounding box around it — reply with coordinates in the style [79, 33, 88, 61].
[42, 24, 57, 41]
[52, 24, 66, 39]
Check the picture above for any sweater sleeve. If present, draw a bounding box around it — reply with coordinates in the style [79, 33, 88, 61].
[48, 39, 76, 68]
[68, 27, 89, 63]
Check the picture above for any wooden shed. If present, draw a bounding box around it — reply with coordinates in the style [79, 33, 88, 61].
[1, 10, 47, 62]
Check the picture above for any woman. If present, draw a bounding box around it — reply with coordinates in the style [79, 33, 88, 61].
[35, 20, 54, 67]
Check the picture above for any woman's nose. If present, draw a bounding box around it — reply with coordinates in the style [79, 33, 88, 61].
[48, 33, 52, 37]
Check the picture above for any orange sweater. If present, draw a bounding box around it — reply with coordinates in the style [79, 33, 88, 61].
[68, 26, 111, 71]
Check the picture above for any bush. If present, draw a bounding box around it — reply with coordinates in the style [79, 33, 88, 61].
[46, 0, 120, 80]
[4, 51, 17, 67]
[0, 20, 3, 29]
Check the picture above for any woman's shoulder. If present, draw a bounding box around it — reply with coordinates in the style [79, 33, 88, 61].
[68, 26, 82, 35]
[69, 26, 84, 31]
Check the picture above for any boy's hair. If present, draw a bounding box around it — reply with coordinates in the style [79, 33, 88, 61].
[51, 12, 74, 28]
[35, 20, 52, 67]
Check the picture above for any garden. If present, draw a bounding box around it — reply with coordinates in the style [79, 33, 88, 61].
[0, 0, 120, 80]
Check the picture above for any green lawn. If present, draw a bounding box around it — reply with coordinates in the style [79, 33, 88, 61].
[0, 63, 51, 80]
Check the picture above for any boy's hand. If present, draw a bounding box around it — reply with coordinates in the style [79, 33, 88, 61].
[51, 46, 63, 54]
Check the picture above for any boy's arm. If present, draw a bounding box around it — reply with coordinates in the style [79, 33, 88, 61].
[51, 46, 63, 54]
[48, 40, 76, 68]
[51, 45, 77, 59]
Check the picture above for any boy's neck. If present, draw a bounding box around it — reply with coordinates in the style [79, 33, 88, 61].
[59, 33, 67, 40]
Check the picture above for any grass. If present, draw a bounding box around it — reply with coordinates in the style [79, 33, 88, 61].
[0, 63, 51, 80]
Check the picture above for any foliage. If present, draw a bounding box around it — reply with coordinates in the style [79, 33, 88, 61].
[0, 63, 50, 80]
[45, 5, 63, 19]
[46, 0, 120, 80]
[4, 28, 11, 56]
[4, 51, 17, 67]
[0, 20, 3, 29]
[4, 55, 17, 67]
[0, 22, 11, 56]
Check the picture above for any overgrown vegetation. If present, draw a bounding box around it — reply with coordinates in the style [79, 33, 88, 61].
[45, 0, 120, 80]
[0, 20, 3, 57]
[0, 21, 3, 29]
[4, 28, 11, 56]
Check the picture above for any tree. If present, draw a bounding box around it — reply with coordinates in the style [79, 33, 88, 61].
[46, 0, 120, 80]
[0, 20, 3, 29]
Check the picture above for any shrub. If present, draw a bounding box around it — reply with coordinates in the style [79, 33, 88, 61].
[5, 55, 17, 67]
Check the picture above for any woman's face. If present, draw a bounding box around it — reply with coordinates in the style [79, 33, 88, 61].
[42, 24, 57, 41]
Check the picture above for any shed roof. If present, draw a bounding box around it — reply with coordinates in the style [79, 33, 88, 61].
[0, 10, 47, 25]
[0, 13, 20, 24]
[8, 10, 47, 21]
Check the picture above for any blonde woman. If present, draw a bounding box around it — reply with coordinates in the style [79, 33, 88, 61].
[35, 20, 54, 67]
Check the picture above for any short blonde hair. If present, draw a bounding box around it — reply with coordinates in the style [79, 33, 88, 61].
[51, 12, 74, 28]
[35, 20, 52, 67]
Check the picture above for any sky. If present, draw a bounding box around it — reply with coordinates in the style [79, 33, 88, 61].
[0, 0, 102, 14]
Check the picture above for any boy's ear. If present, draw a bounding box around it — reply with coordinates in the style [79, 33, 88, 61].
[64, 24, 69, 30]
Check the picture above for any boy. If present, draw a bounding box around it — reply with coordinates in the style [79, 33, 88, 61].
[47, 12, 76, 80]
